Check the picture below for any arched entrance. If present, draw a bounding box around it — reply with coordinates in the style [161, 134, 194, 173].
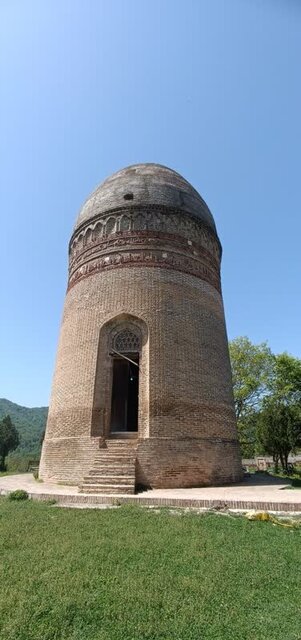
[91, 314, 149, 440]
[109, 328, 141, 433]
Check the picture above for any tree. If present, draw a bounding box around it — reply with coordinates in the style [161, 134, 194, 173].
[229, 338, 301, 460]
[271, 353, 301, 404]
[229, 337, 274, 455]
[257, 399, 301, 473]
[229, 337, 274, 420]
[258, 352, 301, 471]
[0, 415, 20, 471]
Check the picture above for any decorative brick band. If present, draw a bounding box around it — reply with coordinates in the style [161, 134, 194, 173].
[69, 229, 220, 273]
[67, 244, 221, 292]
[70, 204, 221, 252]
[69, 206, 222, 266]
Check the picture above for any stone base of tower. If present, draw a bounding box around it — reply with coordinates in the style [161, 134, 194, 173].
[39, 436, 102, 484]
[136, 438, 243, 489]
[39, 435, 243, 489]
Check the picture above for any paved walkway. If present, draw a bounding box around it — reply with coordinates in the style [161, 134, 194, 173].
[1, 473, 301, 513]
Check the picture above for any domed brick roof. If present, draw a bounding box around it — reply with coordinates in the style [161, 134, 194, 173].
[74, 163, 216, 232]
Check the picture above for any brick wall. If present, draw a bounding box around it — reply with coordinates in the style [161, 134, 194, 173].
[40, 204, 242, 487]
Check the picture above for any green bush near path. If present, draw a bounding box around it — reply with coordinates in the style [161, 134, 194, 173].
[0, 500, 300, 640]
[7, 489, 29, 501]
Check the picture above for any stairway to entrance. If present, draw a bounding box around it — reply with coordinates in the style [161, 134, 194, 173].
[79, 437, 138, 494]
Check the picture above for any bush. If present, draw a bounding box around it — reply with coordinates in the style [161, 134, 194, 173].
[291, 477, 301, 488]
[6, 453, 38, 473]
[8, 489, 29, 501]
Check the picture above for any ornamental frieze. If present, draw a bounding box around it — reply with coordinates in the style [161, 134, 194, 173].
[69, 207, 221, 263]
[67, 247, 221, 293]
[69, 229, 220, 276]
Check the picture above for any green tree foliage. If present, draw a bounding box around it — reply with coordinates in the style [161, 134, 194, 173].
[0, 399, 47, 455]
[0, 415, 20, 470]
[229, 337, 274, 456]
[257, 400, 301, 473]
[271, 353, 301, 403]
[229, 339, 301, 464]
[229, 337, 274, 419]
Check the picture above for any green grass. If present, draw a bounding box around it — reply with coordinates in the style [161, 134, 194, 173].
[0, 500, 300, 640]
[0, 470, 20, 477]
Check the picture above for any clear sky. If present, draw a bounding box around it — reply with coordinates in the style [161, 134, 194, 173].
[0, 0, 300, 407]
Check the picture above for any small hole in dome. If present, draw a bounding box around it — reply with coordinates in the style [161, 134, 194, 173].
[124, 192, 134, 200]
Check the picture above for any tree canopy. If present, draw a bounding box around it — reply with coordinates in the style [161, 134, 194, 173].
[257, 400, 301, 472]
[229, 337, 301, 468]
[0, 399, 47, 455]
[271, 353, 301, 403]
[0, 415, 20, 470]
[229, 337, 274, 420]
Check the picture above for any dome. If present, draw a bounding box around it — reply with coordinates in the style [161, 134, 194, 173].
[74, 163, 216, 233]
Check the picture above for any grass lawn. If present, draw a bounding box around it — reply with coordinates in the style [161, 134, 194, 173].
[0, 471, 20, 477]
[0, 500, 300, 640]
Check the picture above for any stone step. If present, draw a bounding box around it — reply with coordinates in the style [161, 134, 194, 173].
[105, 444, 137, 449]
[82, 475, 134, 485]
[93, 455, 136, 463]
[106, 437, 138, 442]
[79, 439, 137, 495]
[97, 447, 136, 453]
[108, 433, 138, 440]
[80, 483, 135, 495]
[104, 446, 137, 453]
[100, 443, 137, 450]
[97, 448, 136, 454]
[92, 461, 135, 469]
[88, 466, 135, 476]
[105, 444, 137, 450]
[90, 460, 135, 466]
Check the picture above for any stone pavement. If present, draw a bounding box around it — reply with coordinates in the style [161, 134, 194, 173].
[1, 473, 301, 513]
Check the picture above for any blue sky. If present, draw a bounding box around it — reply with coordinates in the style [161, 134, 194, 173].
[0, 0, 300, 407]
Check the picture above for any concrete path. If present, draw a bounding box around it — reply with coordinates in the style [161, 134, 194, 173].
[1, 473, 301, 513]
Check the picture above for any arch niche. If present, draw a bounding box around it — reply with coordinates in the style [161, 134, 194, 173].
[91, 315, 149, 439]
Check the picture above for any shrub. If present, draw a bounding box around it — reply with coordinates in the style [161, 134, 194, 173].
[6, 453, 33, 473]
[8, 489, 29, 501]
[291, 477, 301, 488]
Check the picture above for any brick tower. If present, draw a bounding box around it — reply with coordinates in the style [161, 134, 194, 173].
[39, 164, 242, 491]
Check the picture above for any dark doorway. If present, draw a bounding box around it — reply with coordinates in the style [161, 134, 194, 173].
[110, 354, 139, 432]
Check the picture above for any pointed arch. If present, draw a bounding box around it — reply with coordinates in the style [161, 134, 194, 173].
[91, 314, 149, 439]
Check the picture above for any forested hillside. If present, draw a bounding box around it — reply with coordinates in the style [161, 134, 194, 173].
[0, 398, 48, 455]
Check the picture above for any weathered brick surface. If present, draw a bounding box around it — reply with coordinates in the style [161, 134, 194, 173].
[40, 437, 101, 484]
[136, 438, 242, 488]
[40, 164, 243, 487]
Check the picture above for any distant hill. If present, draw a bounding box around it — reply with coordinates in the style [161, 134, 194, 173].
[0, 398, 48, 454]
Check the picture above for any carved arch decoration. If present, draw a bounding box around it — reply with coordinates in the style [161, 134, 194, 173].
[111, 327, 142, 353]
[70, 209, 221, 261]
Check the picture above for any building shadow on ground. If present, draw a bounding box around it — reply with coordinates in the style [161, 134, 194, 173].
[237, 472, 292, 487]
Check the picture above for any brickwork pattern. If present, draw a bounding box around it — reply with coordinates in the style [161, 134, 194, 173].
[68, 207, 221, 293]
[40, 166, 242, 488]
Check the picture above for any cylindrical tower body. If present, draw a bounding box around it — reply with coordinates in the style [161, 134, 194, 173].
[40, 164, 242, 488]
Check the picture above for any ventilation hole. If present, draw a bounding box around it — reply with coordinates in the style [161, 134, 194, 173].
[124, 192, 134, 200]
